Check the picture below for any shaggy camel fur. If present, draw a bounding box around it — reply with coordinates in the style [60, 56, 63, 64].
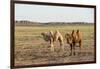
[41, 30, 64, 51]
[65, 30, 82, 55]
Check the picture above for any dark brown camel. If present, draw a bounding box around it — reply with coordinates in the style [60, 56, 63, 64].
[65, 30, 82, 55]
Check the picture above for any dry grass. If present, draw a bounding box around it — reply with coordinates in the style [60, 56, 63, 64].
[15, 24, 95, 66]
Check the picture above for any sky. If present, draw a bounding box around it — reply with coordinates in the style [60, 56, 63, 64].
[15, 4, 94, 23]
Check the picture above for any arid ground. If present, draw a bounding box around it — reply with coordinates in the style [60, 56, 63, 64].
[15, 23, 95, 66]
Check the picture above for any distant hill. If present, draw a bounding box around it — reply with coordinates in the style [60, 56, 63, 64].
[15, 20, 94, 26]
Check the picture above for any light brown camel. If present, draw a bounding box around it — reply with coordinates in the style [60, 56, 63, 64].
[41, 30, 64, 51]
[65, 29, 82, 55]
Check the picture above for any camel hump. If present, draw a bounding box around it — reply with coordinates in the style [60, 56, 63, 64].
[49, 30, 53, 34]
[76, 29, 80, 33]
[72, 30, 75, 34]
[54, 30, 60, 35]
[76, 29, 82, 38]
[76, 29, 81, 35]
[49, 30, 53, 37]
[71, 30, 76, 37]
[55, 30, 59, 33]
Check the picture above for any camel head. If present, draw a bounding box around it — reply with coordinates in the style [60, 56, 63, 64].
[65, 33, 73, 44]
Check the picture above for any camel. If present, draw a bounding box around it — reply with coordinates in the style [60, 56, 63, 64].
[41, 30, 64, 51]
[65, 29, 82, 55]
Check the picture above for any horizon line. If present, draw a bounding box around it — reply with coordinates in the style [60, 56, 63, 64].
[15, 20, 94, 23]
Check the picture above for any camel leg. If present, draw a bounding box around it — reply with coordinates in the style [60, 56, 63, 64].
[73, 43, 76, 55]
[69, 44, 73, 56]
[73, 43, 75, 55]
[62, 44, 64, 51]
[59, 38, 64, 51]
[50, 42, 54, 52]
[60, 41, 64, 51]
[79, 40, 82, 53]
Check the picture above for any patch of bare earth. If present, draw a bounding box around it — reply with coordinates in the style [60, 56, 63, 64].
[15, 38, 94, 66]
